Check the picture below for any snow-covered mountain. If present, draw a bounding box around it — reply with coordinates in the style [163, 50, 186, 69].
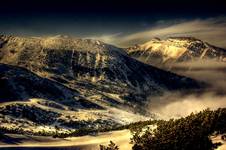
[126, 37, 226, 66]
[0, 35, 203, 134]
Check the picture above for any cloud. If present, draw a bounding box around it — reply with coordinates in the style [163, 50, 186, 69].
[146, 59, 226, 120]
[148, 92, 226, 120]
[100, 17, 226, 48]
[171, 59, 226, 93]
[85, 33, 122, 45]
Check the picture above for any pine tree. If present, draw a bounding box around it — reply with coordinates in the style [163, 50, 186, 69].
[100, 141, 119, 150]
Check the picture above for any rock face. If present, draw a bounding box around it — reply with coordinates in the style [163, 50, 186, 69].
[0, 35, 203, 134]
[126, 37, 226, 66]
[0, 64, 101, 109]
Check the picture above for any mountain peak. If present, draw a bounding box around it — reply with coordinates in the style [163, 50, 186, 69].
[126, 37, 226, 64]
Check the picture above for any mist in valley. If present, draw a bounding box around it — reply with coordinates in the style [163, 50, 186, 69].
[147, 59, 226, 120]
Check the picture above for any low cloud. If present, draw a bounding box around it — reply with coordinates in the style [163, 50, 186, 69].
[148, 92, 226, 120]
[147, 59, 226, 120]
[171, 59, 226, 93]
[96, 17, 226, 48]
[85, 33, 122, 45]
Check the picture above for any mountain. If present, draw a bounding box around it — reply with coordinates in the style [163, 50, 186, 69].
[126, 37, 226, 92]
[126, 37, 226, 67]
[0, 35, 203, 135]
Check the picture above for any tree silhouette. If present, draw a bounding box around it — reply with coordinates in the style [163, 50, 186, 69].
[131, 108, 226, 150]
[100, 141, 119, 150]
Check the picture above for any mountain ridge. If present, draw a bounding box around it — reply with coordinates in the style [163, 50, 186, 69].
[126, 37, 226, 66]
[0, 35, 204, 135]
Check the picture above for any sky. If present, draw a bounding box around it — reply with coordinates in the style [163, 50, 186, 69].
[0, 0, 226, 47]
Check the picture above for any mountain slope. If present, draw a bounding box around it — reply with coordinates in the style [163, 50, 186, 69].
[0, 35, 202, 95]
[0, 35, 204, 135]
[0, 63, 101, 109]
[126, 37, 226, 92]
[126, 37, 226, 66]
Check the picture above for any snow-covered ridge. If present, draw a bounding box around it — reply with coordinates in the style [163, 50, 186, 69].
[127, 37, 226, 63]
[0, 35, 127, 55]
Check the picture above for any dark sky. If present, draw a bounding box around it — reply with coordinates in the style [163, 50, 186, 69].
[1, 0, 226, 15]
[0, 0, 226, 46]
